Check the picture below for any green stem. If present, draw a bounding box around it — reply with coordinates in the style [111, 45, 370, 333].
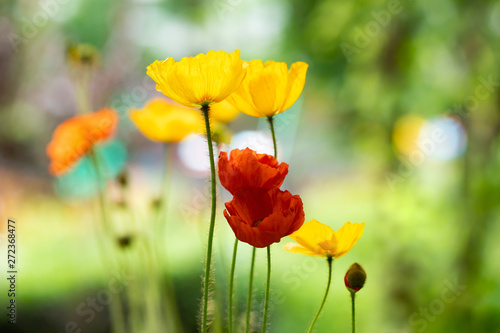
[89, 151, 112, 237]
[351, 291, 356, 333]
[75, 69, 90, 114]
[262, 246, 271, 333]
[228, 238, 239, 333]
[201, 104, 217, 333]
[245, 247, 257, 333]
[259, 116, 278, 333]
[267, 116, 278, 159]
[307, 256, 333, 333]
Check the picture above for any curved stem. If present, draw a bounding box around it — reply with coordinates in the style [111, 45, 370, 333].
[351, 291, 356, 333]
[262, 246, 271, 333]
[267, 116, 278, 159]
[307, 256, 333, 333]
[245, 247, 257, 333]
[228, 238, 239, 333]
[90, 151, 112, 237]
[201, 104, 217, 333]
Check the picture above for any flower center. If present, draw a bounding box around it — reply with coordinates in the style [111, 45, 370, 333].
[253, 219, 263, 227]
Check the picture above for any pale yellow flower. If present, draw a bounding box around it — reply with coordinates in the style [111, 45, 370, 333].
[226, 60, 308, 117]
[284, 220, 364, 258]
[146, 50, 246, 108]
[129, 98, 203, 142]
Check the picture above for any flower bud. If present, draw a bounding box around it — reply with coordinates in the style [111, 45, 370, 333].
[117, 170, 129, 187]
[344, 263, 366, 293]
[67, 43, 100, 67]
[117, 235, 133, 249]
[151, 197, 162, 210]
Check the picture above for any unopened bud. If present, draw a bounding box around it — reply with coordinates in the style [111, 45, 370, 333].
[117, 235, 133, 249]
[67, 43, 100, 67]
[345, 263, 366, 293]
[151, 197, 162, 210]
[117, 170, 128, 187]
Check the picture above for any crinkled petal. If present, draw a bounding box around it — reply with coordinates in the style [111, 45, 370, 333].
[147, 59, 195, 108]
[289, 219, 335, 254]
[332, 222, 364, 259]
[283, 243, 323, 257]
[218, 148, 288, 194]
[146, 50, 245, 107]
[224, 210, 281, 248]
[248, 61, 287, 116]
[280, 61, 308, 112]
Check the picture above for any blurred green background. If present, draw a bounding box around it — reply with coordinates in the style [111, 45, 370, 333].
[1, 0, 500, 332]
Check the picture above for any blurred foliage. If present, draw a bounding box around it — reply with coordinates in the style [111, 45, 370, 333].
[1, 0, 500, 332]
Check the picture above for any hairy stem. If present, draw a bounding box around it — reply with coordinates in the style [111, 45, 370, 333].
[307, 256, 333, 333]
[267, 116, 278, 159]
[228, 238, 239, 333]
[201, 104, 217, 333]
[351, 291, 356, 333]
[245, 247, 257, 333]
[262, 246, 271, 332]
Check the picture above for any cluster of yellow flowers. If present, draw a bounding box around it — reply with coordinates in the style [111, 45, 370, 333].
[129, 50, 309, 143]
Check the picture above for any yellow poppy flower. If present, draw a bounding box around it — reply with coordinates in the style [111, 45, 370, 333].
[284, 220, 364, 258]
[210, 100, 240, 123]
[146, 50, 246, 108]
[226, 60, 308, 118]
[129, 98, 204, 142]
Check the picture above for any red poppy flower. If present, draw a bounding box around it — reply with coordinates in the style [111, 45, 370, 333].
[218, 148, 288, 195]
[223, 187, 304, 248]
[47, 108, 119, 176]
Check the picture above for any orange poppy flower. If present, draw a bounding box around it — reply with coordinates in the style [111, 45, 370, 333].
[223, 187, 304, 248]
[47, 108, 119, 176]
[218, 148, 289, 195]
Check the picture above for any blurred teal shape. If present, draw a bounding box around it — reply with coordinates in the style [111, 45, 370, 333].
[54, 140, 127, 199]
